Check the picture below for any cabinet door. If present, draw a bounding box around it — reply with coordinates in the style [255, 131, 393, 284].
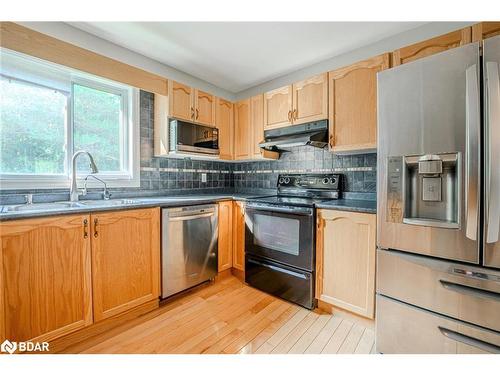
[216, 97, 234, 160]
[234, 99, 252, 160]
[232, 201, 245, 271]
[472, 22, 500, 42]
[251, 94, 264, 158]
[153, 93, 169, 157]
[328, 53, 390, 152]
[0, 214, 92, 343]
[292, 73, 328, 125]
[316, 210, 376, 318]
[91, 208, 160, 322]
[392, 27, 471, 66]
[218, 201, 233, 272]
[168, 80, 194, 121]
[263, 85, 293, 129]
[194, 89, 216, 126]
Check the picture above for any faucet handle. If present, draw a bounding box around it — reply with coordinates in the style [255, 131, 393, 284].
[103, 189, 112, 200]
[25, 194, 33, 205]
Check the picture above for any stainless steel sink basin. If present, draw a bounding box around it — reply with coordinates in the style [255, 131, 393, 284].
[77, 199, 140, 206]
[1, 202, 82, 212]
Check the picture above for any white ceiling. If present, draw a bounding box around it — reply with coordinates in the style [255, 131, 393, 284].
[68, 22, 426, 94]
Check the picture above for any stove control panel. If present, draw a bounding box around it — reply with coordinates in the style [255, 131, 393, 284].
[277, 174, 341, 190]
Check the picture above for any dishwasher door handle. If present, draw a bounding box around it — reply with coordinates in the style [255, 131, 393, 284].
[168, 212, 214, 222]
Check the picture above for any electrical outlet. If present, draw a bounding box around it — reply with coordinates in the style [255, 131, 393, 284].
[201, 173, 207, 183]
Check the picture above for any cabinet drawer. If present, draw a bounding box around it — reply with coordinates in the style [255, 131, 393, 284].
[377, 249, 500, 332]
[376, 295, 500, 354]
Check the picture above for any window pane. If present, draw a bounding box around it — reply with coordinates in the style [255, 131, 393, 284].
[0, 77, 67, 174]
[73, 84, 123, 173]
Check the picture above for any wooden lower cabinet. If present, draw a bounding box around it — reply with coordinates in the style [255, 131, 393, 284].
[218, 201, 233, 272]
[91, 208, 160, 322]
[0, 214, 93, 342]
[316, 209, 376, 319]
[232, 201, 245, 271]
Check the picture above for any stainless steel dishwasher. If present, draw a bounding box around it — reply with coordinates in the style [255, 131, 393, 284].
[161, 204, 218, 299]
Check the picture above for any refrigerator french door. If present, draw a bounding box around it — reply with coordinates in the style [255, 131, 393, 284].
[376, 36, 500, 354]
[483, 36, 500, 269]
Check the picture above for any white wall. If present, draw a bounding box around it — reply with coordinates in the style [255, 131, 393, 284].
[234, 21, 474, 100]
[18, 22, 236, 101]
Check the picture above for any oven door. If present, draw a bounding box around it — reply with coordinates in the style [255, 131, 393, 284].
[245, 203, 315, 271]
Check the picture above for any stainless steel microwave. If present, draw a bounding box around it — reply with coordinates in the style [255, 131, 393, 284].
[169, 119, 219, 156]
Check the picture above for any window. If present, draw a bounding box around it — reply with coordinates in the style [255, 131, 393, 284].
[0, 49, 139, 189]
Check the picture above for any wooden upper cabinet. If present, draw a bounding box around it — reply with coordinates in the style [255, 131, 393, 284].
[232, 201, 245, 271]
[472, 22, 500, 42]
[194, 89, 215, 126]
[91, 208, 160, 322]
[216, 97, 234, 160]
[316, 210, 376, 319]
[292, 73, 328, 125]
[328, 53, 390, 152]
[168, 80, 194, 121]
[264, 85, 293, 129]
[0, 214, 93, 343]
[251, 94, 264, 158]
[392, 27, 471, 66]
[218, 201, 233, 272]
[234, 99, 252, 160]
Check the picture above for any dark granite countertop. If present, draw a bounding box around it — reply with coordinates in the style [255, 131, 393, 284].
[0, 193, 267, 221]
[315, 199, 377, 214]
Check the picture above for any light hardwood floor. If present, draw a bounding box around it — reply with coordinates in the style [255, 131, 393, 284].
[62, 275, 375, 354]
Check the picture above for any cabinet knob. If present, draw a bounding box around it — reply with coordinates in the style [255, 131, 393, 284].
[83, 218, 88, 239]
[93, 218, 99, 238]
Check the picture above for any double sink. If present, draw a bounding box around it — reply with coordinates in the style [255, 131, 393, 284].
[1, 196, 225, 214]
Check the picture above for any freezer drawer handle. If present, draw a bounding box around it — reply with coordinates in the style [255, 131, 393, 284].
[438, 326, 500, 354]
[439, 279, 500, 303]
[247, 258, 308, 279]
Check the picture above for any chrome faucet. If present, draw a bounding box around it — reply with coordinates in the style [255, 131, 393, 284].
[70, 151, 98, 202]
[83, 174, 111, 200]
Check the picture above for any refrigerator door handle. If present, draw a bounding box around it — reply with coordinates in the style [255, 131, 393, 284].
[485, 62, 500, 244]
[465, 64, 481, 241]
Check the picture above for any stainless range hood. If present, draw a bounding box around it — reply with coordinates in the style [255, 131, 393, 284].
[259, 120, 328, 152]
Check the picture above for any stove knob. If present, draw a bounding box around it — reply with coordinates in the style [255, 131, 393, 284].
[284, 177, 290, 184]
[279, 177, 285, 184]
[322, 178, 329, 184]
[330, 177, 336, 184]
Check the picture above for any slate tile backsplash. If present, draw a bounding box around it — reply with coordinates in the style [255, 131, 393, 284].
[0, 90, 376, 202]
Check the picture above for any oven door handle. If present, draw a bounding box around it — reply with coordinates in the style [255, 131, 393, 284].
[245, 204, 313, 216]
[247, 258, 309, 279]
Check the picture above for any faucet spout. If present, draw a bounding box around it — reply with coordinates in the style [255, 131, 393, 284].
[70, 151, 99, 202]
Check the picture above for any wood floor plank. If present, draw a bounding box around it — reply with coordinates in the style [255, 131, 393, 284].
[338, 324, 365, 354]
[237, 305, 300, 354]
[271, 311, 319, 354]
[288, 314, 331, 354]
[75, 276, 377, 355]
[321, 319, 354, 354]
[304, 315, 342, 354]
[266, 309, 309, 347]
[354, 328, 375, 354]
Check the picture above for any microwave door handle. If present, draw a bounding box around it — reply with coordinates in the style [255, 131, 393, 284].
[465, 64, 481, 241]
[485, 62, 500, 243]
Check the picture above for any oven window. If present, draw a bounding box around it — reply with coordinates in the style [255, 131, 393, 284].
[253, 214, 300, 255]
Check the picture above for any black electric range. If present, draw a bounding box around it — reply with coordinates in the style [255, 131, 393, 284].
[244, 173, 341, 309]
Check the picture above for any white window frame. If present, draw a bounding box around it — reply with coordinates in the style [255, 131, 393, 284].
[0, 49, 140, 190]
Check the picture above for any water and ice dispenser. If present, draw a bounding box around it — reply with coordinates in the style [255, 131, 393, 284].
[386, 153, 460, 229]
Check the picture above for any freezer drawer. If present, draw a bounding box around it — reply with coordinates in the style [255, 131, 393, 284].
[377, 249, 500, 332]
[376, 295, 500, 354]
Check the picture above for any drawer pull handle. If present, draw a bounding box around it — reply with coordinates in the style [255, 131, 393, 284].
[83, 219, 88, 239]
[93, 218, 99, 238]
[439, 280, 500, 303]
[247, 258, 308, 279]
[438, 326, 500, 354]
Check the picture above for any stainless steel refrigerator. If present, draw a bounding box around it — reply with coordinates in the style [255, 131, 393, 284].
[376, 35, 500, 354]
